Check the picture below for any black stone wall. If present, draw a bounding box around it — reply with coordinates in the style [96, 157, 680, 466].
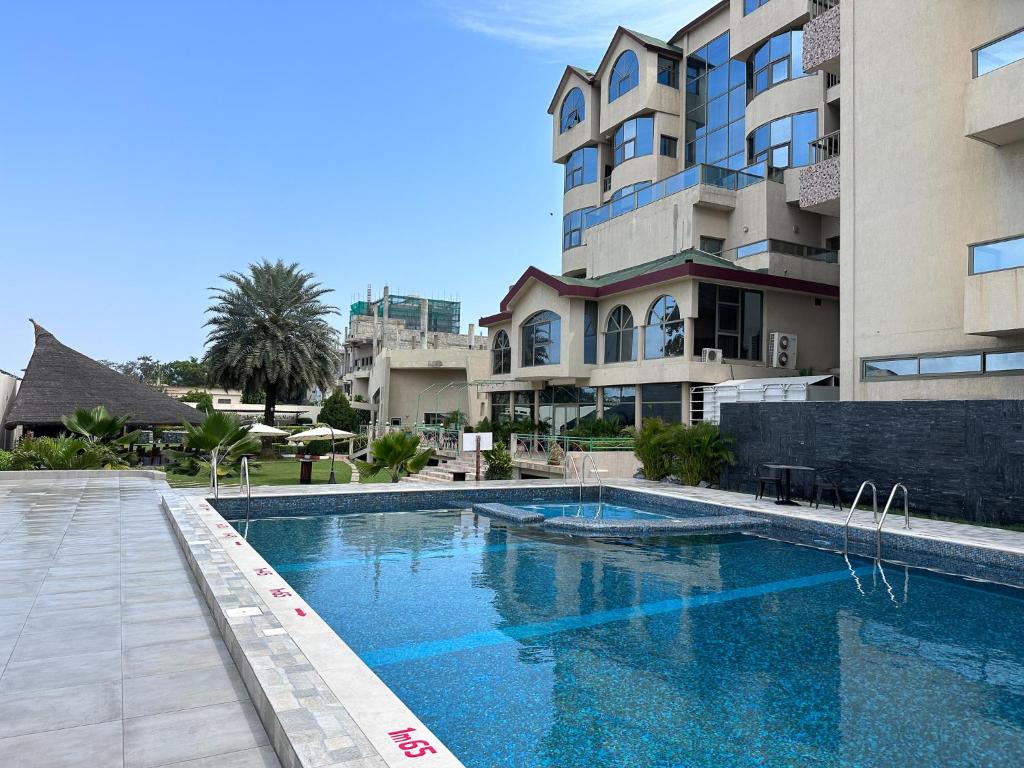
[719, 400, 1024, 526]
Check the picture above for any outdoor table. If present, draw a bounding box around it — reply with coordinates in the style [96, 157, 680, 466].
[298, 457, 319, 485]
[763, 464, 816, 506]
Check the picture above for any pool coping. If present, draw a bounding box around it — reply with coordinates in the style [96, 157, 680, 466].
[162, 490, 466, 768]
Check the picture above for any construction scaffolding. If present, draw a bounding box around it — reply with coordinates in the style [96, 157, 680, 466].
[349, 294, 460, 334]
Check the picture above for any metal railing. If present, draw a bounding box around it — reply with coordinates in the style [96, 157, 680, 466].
[566, 453, 605, 514]
[876, 483, 910, 559]
[809, 0, 840, 20]
[416, 425, 462, 456]
[809, 130, 841, 163]
[602, 176, 612, 192]
[513, 434, 634, 462]
[240, 456, 253, 538]
[583, 162, 779, 231]
[843, 481, 878, 553]
[825, 72, 840, 89]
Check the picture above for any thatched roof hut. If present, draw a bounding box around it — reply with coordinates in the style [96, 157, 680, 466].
[4, 321, 204, 432]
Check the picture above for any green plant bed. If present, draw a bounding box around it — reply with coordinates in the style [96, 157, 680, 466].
[163, 458, 351, 488]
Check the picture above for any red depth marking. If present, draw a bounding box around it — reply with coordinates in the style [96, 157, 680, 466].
[270, 587, 293, 598]
[234, 541, 242, 546]
[294, 608, 306, 617]
[254, 567, 272, 576]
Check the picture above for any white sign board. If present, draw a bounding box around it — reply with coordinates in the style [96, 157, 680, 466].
[462, 432, 493, 452]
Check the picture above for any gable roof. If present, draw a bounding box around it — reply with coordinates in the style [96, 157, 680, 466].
[4, 321, 206, 429]
[479, 250, 840, 326]
[547, 65, 596, 115]
[594, 26, 685, 79]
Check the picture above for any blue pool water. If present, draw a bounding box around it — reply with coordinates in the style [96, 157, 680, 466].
[240, 509, 1024, 768]
[516, 501, 673, 520]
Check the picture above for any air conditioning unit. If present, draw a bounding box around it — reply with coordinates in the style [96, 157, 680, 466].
[769, 332, 798, 369]
[702, 348, 724, 364]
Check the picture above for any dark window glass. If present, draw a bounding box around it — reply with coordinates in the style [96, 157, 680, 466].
[641, 383, 682, 424]
[971, 235, 1024, 274]
[657, 56, 679, 88]
[513, 392, 535, 422]
[700, 236, 724, 255]
[604, 306, 637, 363]
[660, 135, 678, 158]
[522, 311, 561, 367]
[602, 386, 636, 427]
[694, 282, 763, 360]
[609, 50, 639, 102]
[584, 301, 598, 365]
[645, 296, 685, 359]
[741, 291, 763, 360]
[564, 147, 598, 192]
[560, 88, 585, 133]
[491, 330, 511, 375]
[490, 392, 511, 423]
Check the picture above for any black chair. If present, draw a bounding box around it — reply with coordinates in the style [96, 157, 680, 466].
[813, 468, 843, 510]
[754, 465, 781, 502]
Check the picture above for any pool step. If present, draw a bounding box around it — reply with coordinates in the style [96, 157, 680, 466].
[407, 458, 490, 483]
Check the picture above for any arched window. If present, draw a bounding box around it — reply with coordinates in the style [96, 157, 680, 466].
[609, 50, 639, 102]
[645, 296, 685, 359]
[492, 330, 511, 375]
[604, 306, 637, 363]
[522, 311, 561, 367]
[560, 88, 585, 133]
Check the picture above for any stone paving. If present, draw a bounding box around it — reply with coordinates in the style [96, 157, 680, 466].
[0, 473, 280, 768]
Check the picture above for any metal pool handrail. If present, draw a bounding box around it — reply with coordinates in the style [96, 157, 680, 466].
[582, 453, 605, 513]
[566, 453, 584, 507]
[876, 483, 910, 559]
[210, 452, 219, 500]
[843, 481, 877, 553]
[240, 455, 252, 539]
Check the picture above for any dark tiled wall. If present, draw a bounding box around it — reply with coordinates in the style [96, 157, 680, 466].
[719, 401, 1024, 525]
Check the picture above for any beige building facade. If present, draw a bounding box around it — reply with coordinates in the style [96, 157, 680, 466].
[340, 287, 491, 427]
[481, 0, 847, 429]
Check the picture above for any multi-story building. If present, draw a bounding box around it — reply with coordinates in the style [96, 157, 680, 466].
[480, 0, 1024, 429]
[480, 0, 846, 429]
[340, 287, 491, 427]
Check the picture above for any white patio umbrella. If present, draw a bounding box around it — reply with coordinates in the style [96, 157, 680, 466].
[246, 423, 289, 437]
[287, 426, 355, 483]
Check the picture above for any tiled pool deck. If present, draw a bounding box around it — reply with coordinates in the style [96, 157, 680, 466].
[2, 470, 1022, 768]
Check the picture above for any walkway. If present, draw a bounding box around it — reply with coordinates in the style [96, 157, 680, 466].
[0, 474, 279, 768]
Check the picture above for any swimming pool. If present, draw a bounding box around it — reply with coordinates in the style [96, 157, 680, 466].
[516, 501, 673, 520]
[239, 508, 1024, 768]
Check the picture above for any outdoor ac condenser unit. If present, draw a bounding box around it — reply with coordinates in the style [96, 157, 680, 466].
[769, 332, 798, 369]
[702, 348, 724, 363]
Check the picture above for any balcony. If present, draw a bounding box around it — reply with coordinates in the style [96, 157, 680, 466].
[583, 162, 779, 230]
[965, 56, 1024, 146]
[803, 0, 840, 75]
[964, 268, 1024, 336]
[798, 130, 840, 216]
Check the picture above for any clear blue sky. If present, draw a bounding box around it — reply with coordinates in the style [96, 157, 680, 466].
[0, 0, 714, 374]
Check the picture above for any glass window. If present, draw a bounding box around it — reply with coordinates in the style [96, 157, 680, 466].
[700, 236, 724, 255]
[613, 117, 654, 165]
[863, 358, 919, 378]
[751, 31, 807, 96]
[641, 383, 682, 424]
[694, 282, 763, 360]
[562, 208, 592, 251]
[609, 50, 639, 102]
[971, 235, 1024, 274]
[986, 351, 1024, 372]
[604, 306, 637, 363]
[919, 355, 982, 375]
[602, 386, 636, 427]
[644, 296, 685, 359]
[521, 311, 561, 367]
[560, 88, 585, 133]
[564, 147, 598, 192]
[748, 110, 817, 168]
[975, 28, 1024, 77]
[744, 0, 772, 15]
[490, 392, 511, 423]
[584, 301, 598, 365]
[610, 181, 652, 201]
[657, 56, 679, 88]
[660, 135, 678, 158]
[491, 330, 510, 375]
[685, 32, 745, 170]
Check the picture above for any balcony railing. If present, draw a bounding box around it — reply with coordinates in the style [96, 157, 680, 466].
[584, 162, 782, 230]
[809, 130, 841, 163]
[722, 238, 839, 264]
[809, 0, 840, 20]
[825, 72, 840, 89]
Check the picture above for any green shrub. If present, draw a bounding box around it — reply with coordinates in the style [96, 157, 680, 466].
[483, 441, 513, 480]
[632, 419, 680, 481]
[632, 420, 735, 485]
[320, 391, 368, 432]
[14, 435, 126, 470]
[0, 450, 17, 471]
[296, 417, 313, 425]
[567, 417, 625, 438]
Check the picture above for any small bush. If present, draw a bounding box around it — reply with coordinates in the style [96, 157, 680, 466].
[632, 420, 735, 485]
[0, 450, 17, 471]
[483, 441, 513, 480]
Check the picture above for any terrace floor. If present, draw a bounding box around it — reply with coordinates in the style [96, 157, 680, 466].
[0, 474, 280, 768]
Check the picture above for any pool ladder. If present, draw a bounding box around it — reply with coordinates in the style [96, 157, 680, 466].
[240, 456, 253, 539]
[843, 481, 910, 558]
[567, 453, 605, 516]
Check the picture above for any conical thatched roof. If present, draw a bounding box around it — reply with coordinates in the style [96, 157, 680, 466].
[4, 321, 205, 429]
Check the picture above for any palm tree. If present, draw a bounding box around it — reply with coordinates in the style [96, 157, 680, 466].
[204, 260, 342, 425]
[356, 432, 434, 483]
[61, 405, 140, 444]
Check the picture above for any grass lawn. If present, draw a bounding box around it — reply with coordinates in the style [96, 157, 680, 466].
[163, 457, 352, 488]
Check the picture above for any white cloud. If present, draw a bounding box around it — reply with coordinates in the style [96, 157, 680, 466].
[442, 0, 718, 54]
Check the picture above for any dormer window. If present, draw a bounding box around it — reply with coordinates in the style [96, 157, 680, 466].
[609, 50, 639, 102]
[560, 88, 585, 133]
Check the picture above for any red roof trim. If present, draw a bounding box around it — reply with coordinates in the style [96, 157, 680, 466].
[479, 262, 838, 326]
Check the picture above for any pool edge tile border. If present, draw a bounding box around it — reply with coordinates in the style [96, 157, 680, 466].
[161, 491, 466, 768]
